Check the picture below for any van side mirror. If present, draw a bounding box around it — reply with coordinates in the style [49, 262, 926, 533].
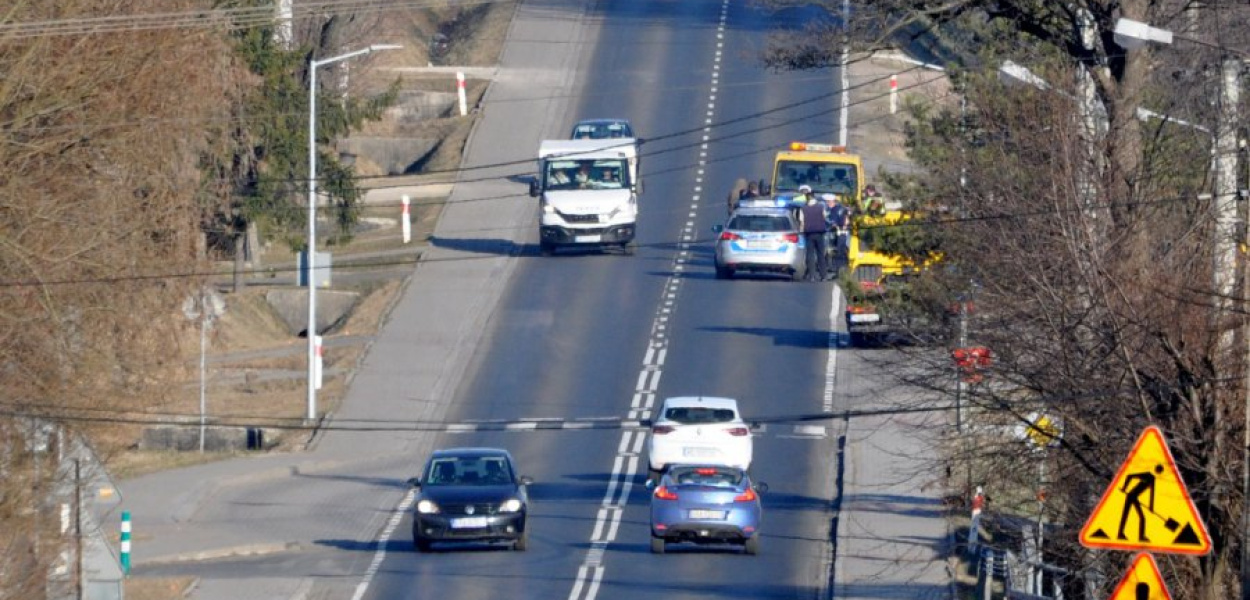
[519, 475, 534, 486]
[407, 477, 422, 488]
[529, 179, 541, 197]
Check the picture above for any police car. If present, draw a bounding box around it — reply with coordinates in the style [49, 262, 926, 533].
[712, 198, 806, 280]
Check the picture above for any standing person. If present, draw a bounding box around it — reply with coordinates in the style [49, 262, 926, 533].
[800, 195, 829, 282]
[824, 193, 850, 278]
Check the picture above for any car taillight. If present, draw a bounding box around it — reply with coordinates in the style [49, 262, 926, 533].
[652, 425, 675, 435]
[696, 468, 718, 475]
[654, 486, 679, 501]
[719, 231, 742, 241]
[847, 305, 875, 314]
[726, 427, 749, 437]
[734, 488, 757, 502]
[783, 233, 799, 243]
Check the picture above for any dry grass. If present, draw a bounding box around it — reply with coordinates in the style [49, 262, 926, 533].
[124, 577, 197, 600]
[103, 0, 515, 480]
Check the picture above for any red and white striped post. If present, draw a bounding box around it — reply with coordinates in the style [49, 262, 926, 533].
[889, 74, 898, 115]
[456, 71, 467, 116]
[401, 195, 411, 244]
[314, 335, 324, 390]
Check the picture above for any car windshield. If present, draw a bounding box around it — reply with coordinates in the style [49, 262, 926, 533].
[543, 158, 628, 191]
[773, 160, 857, 196]
[572, 122, 631, 139]
[424, 455, 513, 486]
[662, 406, 737, 424]
[727, 215, 792, 232]
[668, 466, 744, 487]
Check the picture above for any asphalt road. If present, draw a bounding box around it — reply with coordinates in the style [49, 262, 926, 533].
[129, 0, 950, 599]
[364, 0, 870, 598]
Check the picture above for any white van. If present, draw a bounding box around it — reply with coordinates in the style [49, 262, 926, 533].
[529, 138, 641, 255]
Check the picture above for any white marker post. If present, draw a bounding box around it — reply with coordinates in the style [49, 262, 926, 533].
[889, 74, 898, 115]
[456, 71, 468, 116]
[401, 195, 411, 243]
[314, 335, 324, 390]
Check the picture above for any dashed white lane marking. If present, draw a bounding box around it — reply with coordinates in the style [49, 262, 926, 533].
[350, 489, 416, 600]
[567, 2, 731, 598]
[824, 284, 843, 413]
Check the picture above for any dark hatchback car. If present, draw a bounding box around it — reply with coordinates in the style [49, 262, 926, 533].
[409, 448, 533, 552]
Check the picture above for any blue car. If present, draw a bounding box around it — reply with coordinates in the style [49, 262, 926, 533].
[647, 465, 767, 555]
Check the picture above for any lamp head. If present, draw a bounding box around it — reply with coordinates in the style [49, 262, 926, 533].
[1113, 18, 1173, 50]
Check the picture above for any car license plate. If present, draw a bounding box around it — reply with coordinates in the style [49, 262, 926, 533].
[682, 447, 717, 458]
[849, 313, 881, 323]
[688, 509, 726, 520]
[745, 240, 772, 250]
[450, 517, 489, 529]
[575, 234, 602, 243]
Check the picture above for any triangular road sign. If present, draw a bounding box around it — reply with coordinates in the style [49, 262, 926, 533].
[1080, 426, 1211, 555]
[1107, 554, 1172, 600]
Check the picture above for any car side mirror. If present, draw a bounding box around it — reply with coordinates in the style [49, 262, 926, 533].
[712, 224, 724, 234]
[753, 482, 769, 494]
[529, 179, 540, 197]
[407, 477, 422, 488]
[644, 479, 656, 490]
[519, 475, 534, 486]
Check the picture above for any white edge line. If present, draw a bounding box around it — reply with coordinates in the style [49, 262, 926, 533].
[350, 489, 416, 600]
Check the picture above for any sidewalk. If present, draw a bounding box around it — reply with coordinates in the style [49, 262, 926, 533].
[832, 53, 957, 599]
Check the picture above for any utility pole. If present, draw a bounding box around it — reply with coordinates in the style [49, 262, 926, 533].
[1215, 57, 1241, 354]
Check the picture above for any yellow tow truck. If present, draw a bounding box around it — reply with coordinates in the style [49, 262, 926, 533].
[769, 142, 936, 345]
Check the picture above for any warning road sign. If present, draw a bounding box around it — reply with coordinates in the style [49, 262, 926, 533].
[1079, 426, 1211, 555]
[1107, 554, 1172, 600]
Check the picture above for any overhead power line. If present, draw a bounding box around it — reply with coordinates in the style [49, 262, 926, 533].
[0, 0, 511, 39]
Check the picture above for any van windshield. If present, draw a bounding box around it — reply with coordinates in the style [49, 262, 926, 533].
[544, 158, 629, 191]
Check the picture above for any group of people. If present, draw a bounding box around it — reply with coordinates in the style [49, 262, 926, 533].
[795, 184, 851, 282]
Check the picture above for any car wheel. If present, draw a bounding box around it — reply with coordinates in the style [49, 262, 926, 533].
[744, 535, 760, 556]
[414, 537, 432, 553]
[715, 266, 733, 279]
[650, 536, 666, 554]
[539, 241, 554, 256]
[513, 528, 529, 552]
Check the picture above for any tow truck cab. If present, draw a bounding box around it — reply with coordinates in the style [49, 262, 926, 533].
[770, 142, 865, 210]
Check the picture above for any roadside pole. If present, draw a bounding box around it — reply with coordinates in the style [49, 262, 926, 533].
[120, 511, 131, 577]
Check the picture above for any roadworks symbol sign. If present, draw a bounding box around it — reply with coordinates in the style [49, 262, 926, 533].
[1079, 426, 1211, 555]
[1107, 553, 1172, 600]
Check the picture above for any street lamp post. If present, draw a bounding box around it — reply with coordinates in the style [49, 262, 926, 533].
[1115, 16, 1248, 600]
[306, 44, 401, 422]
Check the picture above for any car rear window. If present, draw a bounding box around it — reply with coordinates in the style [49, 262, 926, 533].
[728, 215, 792, 232]
[668, 466, 744, 487]
[662, 406, 737, 424]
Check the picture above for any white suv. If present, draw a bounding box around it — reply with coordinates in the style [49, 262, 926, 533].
[646, 396, 753, 479]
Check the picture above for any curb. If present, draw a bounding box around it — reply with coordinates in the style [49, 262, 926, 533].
[139, 542, 297, 567]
